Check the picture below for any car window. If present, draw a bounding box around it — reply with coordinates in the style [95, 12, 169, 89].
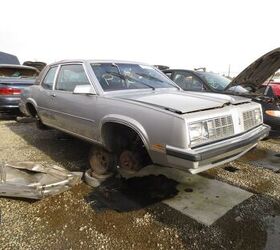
[165, 72, 172, 79]
[0, 67, 38, 78]
[56, 64, 90, 92]
[91, 63, 177, 92]
[41, 66, 58, 90]
[196, 72, 231, 91]
[266, 86, 274, 97]
[173, 72, 204, 91]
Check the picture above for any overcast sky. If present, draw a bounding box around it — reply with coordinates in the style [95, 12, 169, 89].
[1, 0, 279, 75]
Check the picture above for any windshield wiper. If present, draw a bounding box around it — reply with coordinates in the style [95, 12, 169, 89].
[111, 72, 156, 90]
[109, 64, 155, 90]
[135, 72, 163, 83]
[135, 72, 180, 90]
[128, 77, 156, 90]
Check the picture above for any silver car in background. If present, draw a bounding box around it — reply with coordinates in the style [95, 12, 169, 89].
[20, 60, 270, 174]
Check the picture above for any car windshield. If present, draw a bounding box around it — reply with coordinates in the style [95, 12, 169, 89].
[0, 67, 38, 78]
[196, 72, 231, 91]
[91, 63, 177, 92]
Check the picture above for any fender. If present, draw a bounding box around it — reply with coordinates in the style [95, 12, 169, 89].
[100, 114, 150, 150]
[22, 97, 39, 117]
[26, 97, 38, 109]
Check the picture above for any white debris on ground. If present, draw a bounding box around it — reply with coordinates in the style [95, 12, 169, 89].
[0, 161, 81, 199]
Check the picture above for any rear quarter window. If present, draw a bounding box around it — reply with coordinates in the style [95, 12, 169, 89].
[41, 66, 58, 90]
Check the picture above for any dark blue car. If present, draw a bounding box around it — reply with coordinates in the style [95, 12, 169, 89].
[163, 48, 280, 131]
[0, 64, 39, 113]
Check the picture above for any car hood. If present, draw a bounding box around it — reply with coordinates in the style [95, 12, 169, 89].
[115, 90, 251, 114]
[226, 47, 280, 90]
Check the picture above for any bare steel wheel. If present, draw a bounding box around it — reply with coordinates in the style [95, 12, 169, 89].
[119, 150, 143, 172]
[89, 147, 115, 175]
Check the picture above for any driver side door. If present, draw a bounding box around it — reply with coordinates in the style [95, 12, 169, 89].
[51, 64, 99, 140]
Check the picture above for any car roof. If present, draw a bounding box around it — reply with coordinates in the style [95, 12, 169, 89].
[163, 69, 195, 72]
[49, 60, 150, 67]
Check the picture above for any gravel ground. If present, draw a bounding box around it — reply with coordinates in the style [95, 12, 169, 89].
[0, 117, 280, 250]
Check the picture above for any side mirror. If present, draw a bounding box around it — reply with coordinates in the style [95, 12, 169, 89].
[73, 85, 96, 95]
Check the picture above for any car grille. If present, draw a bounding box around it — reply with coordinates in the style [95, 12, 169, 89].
[243, 109, 261, 130]
[208, 116, 234, 140]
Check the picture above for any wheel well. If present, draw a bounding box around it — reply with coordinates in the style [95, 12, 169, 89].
[101, 122, 148, 154]
[26, 103, 37, 117]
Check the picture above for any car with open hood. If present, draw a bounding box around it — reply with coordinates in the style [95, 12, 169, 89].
[20, 60, 269, 175]
[163, 47, 280, 130]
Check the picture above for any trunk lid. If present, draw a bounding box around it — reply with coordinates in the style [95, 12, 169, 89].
[0, 77, 36, 91]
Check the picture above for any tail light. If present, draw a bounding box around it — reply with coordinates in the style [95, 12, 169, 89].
[0, 87, 22, 95]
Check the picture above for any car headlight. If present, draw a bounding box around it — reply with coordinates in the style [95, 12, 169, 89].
[255, 108, 262, 123]
[265, 110, 280, 117]
[189, 122, 209, 144]
[188, 115, 234, 147]
[243, 108, 263, 130]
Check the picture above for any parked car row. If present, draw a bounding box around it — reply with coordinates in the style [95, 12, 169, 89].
[1, 48, 278, 176]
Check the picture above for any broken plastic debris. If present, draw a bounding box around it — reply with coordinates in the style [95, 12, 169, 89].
[0, 162, 81, 199]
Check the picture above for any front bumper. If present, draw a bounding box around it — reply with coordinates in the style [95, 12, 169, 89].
[166, 124, 270, 174]
[264, 114, 280, 131]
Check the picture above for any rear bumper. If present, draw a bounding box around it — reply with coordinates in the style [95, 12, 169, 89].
[166, 124, 270, 174]
[0, 95, 20, 111]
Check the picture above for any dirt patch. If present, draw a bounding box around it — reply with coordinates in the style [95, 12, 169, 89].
[207, 161, 280, 199]
[240, 148, 268, 161]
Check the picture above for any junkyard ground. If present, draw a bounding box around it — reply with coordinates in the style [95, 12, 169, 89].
[0, 116, 280, 250]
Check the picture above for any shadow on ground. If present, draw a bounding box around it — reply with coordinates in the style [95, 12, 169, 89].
[85, 175, 179, 212]
[4, 120, 90, 171]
